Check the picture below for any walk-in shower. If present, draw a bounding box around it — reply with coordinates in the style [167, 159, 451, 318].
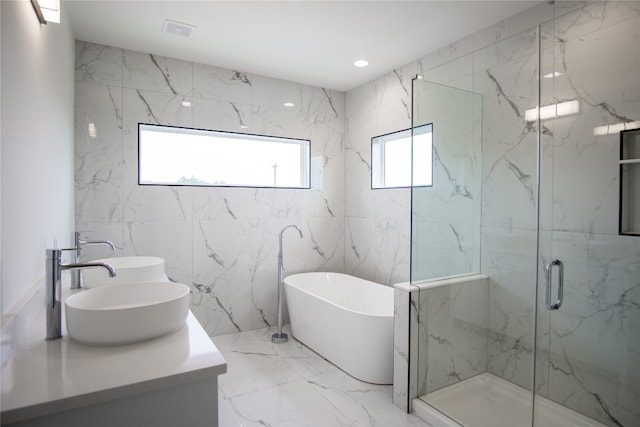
[407, 3, 639, 426]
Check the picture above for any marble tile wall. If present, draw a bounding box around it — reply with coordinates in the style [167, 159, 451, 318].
[74, 42, 345, 336]
[415, 275, 489, 397]
[344, 66, 416, 286]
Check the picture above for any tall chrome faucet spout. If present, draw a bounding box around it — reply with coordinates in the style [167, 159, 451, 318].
[64, 261, 116, 277]
[273, 225, 303, 344]
[45, 248, 116, 341]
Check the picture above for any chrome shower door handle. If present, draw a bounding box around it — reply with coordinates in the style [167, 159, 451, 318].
[544, 259, 564, 311]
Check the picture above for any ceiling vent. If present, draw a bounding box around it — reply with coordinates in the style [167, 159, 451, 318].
[161, 19, 197, 39]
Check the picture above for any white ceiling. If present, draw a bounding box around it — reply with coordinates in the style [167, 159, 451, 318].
[65, 1, 539, 92]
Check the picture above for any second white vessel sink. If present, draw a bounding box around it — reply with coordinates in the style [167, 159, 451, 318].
[65, 282, 190, 345]
[82, 256, 166, 288]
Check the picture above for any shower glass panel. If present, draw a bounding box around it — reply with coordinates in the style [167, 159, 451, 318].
[410, 80, 482, 283]
[410, 78, 512, 423]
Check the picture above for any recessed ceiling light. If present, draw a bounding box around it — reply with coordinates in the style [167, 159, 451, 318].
[181, 100, 192, 107]
[283, 102, 295, 108]
[354, 59, 369, 68]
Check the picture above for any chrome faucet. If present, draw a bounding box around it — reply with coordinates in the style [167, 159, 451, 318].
[272, 224, 303, 344]
[70, 232, 115, 289]
[45, 248, 116, 341]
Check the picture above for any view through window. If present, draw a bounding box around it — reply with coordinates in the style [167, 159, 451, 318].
[138, 124, 310, 188]
[371, 124, 433, 188]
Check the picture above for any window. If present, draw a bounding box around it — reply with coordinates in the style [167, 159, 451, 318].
[138, 124, 310, 188]
[371, 124, 433, 189]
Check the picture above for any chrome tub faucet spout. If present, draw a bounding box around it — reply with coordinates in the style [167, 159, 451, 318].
[45, 248, 116, 341]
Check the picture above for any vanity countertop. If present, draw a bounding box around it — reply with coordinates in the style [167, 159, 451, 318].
[0, 293, 227, 425]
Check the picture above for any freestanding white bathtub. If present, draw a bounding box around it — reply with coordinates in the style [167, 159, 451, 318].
[284, 272, 394, 384]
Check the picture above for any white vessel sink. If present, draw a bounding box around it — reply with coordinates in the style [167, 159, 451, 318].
[82, 256, 166, 288]
[65, 282, 190, 345]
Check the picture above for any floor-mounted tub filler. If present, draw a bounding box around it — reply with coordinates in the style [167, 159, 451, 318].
[284, 272, 394, 384]
[272, 224, 303, 344]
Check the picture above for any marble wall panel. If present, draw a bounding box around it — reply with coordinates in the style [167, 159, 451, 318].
[192, 187, 253, 221]
[374, 219, 411, 286]
[415, 276, 489, 397]
[412, 222, 476, 281]
[124, 220, 193, 285]
[192, 218, 253, 334]
[344, 217, 376, 283]
[300, 86, 345, 119]
[344, 112, 375, 219]
[420, 53, 474, 90]
[192, 64, 251, 105]
[122, 50, 192, 96]
[301, 113, 345, 219]
[75, 42, 123, 86]
[343, 57, 419, 286]
[192, 97, 251, 133]
[74, 82, 123, 224]
[476, 53, 539, 231]
[75, 41, 346, 337]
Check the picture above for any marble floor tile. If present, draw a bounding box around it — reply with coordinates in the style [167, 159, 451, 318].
[214, 326, 432, 427]
[228, 379, 354, 426]
[308, 370, 429, 427]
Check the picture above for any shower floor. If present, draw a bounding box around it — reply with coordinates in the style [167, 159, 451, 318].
[413, 373, 606, 427]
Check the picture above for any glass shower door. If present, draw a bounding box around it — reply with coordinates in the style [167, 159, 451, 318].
[534, 7, 640, 427]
